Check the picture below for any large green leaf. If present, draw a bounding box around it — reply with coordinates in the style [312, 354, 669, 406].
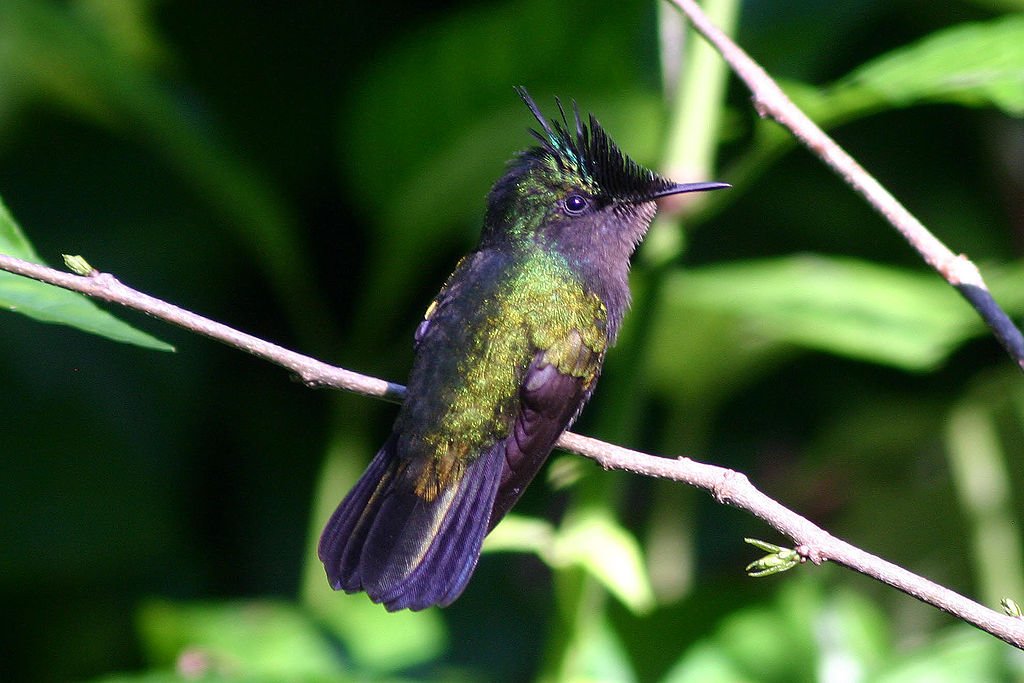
[486, 510, 655, 614]
[0, 197, 172, 351]
[659, 581, 882, 682]
[650, 255, 984, 374]
[726, 14, 1024, 201]
[554, 611, 638, 683]
[791, 14, 1024, 126]
[834, 14, 1024, 116]
[874, 628, 1018, 682]
[660, 579, 1019, 682]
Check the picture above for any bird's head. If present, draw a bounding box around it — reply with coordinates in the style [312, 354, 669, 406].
[483, 87, 728, 254]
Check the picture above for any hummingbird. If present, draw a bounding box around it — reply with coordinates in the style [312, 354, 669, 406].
[318, 87, 728, 611]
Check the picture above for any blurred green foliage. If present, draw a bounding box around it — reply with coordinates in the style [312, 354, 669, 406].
[2, 0, 1024, 681]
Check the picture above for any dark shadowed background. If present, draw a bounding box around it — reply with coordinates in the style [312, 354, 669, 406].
[2, 0, 1024, 680]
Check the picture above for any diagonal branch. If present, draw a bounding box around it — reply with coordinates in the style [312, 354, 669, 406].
[0, 253, 406, 404]
[668, 0, 1024, 371]
[1, 250, 1023, 648]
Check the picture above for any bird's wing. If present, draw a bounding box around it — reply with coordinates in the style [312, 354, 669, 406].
[488, 328, 604, 529]
[319, 249, 514, 611]
[413, 253, 478, 350]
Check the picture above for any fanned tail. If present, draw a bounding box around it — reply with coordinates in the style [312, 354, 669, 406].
[318, 436, 505, 611]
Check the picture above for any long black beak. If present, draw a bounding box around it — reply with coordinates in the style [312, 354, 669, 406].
[649, 181, 731, 200]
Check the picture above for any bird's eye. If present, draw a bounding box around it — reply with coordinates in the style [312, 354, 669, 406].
[563, 194, 589, 215]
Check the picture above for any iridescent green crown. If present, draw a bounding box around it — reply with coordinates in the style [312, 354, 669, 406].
[515, 86, 675, 202]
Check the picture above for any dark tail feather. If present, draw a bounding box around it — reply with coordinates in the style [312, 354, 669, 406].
[318, 437, 504, 611]
[317, 435, 398, 591]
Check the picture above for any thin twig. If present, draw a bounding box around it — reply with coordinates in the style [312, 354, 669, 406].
[0, 253, 404, 402]
[1, 251, 1022, 648]
[668, 0, 1024, 371]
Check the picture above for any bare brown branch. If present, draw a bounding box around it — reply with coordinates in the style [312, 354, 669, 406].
[1, 250, 1022, 648]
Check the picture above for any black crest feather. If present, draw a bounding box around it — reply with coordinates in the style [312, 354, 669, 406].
[514, 86, 675, 203]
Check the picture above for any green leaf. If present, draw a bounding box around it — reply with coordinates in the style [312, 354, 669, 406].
[875, 628, 1012, 682]
[661, 580, 890, 682]
[640, 269, 791, 415]
[559, 613, 638, 683]
[660, 581, 1017, 682]
[658, 255, 982, 372]
[136, 599, 342, 678]
[833, 14, 1024, 116]
[556, 510, 655, 615]
[486, 510, 655, 614]
[483, 513, 557, 556]
[313, 593, 447, 675]
[659, 642, 749, 683]
[0, 197, 173, 351]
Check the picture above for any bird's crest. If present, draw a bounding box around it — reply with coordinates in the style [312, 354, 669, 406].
[514, 86, 674, 203]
